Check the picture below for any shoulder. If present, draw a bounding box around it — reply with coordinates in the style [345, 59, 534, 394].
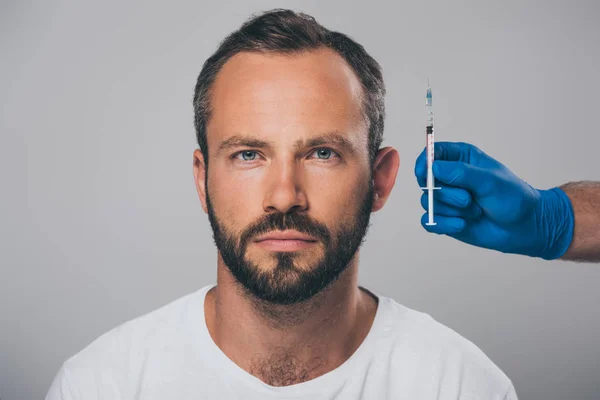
[46, 286, 211, 399]
[69, 287, 206, 364]
[376, 295, 516, 399]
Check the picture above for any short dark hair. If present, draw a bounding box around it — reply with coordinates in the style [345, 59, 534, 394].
[193, 9, 386, 168]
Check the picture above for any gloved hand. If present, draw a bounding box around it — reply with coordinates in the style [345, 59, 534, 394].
[414, 141, 575, 260]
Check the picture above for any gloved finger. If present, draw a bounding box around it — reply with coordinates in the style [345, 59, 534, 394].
[433, 160, 497, 198]
[426, 185, 473, 208]
[421, 213, 467, 234]
[414, 147, 427, 187]
[420, 193, 482, 220]
[434, 141, 482, 163]
[416, 142, 486, 188]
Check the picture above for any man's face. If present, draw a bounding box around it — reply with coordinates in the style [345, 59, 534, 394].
[201, 48, 374, 305]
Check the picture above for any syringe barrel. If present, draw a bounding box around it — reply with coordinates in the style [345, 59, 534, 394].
[426, 103, 434, 127]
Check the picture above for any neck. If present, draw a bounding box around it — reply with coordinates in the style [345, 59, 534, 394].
[204, 252, 378, 386]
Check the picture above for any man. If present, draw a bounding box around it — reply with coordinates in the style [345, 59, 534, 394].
[46, 8, 598, 400]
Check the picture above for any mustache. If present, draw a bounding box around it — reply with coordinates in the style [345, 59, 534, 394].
[239, 212, 331, 249]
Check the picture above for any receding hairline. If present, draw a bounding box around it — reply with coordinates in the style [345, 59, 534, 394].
[205, 46, 369, 130]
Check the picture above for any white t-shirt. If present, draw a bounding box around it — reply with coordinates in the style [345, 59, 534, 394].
[46, 284, 518, 400]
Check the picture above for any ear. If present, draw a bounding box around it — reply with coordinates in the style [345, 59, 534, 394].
[193, 149, 208, 214]
[371, 147, 400, 212]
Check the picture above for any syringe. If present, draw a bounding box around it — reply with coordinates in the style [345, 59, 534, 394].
[420, 80, 441, 225]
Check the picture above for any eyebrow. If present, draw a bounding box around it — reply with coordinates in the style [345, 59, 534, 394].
[216, 131, 357, 155]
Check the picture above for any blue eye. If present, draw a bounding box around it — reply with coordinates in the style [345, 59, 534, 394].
[237, 151, 257, 161]
[312, 148, 339, 160]
[316, 149, 331, 159]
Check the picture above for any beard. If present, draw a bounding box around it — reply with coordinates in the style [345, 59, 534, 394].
[206, 180, 374, 306]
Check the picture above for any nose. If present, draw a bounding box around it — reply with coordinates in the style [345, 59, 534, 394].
[262, 160, 308, 214]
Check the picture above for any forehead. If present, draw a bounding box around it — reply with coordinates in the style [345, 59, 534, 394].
[207, 47, 367, 150]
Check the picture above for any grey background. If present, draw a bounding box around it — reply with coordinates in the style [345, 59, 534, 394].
[1, 0, 599, 399]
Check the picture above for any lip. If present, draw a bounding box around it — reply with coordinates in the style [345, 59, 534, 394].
[254, 231, 318, 242]
[254, 231, 318, 252]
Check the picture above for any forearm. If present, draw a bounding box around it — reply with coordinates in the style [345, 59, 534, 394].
[559, 181, 600, 262]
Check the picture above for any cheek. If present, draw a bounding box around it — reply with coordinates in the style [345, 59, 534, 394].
[208, 168, 264, 228]
[306, 171, 367, 224]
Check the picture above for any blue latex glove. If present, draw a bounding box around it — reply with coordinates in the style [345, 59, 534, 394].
[414, 142, 575, 260]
